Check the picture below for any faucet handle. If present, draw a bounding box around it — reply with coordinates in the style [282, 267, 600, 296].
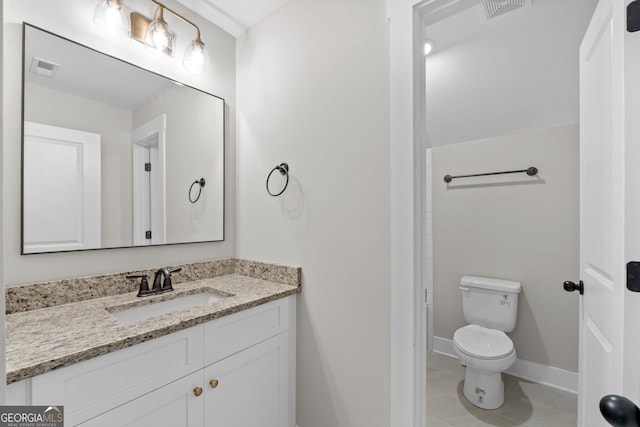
[152, 269, 165, 293]
[126, 274, 152, 297]
[161, 267, 182, 292]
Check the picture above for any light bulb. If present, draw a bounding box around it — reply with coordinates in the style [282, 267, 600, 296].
[424, 40, 433, 56]
[93, 0, 125, 36]
[153, 29, 169, 50]
[183, 39, 208, 74]
[144, 6, 175, 56]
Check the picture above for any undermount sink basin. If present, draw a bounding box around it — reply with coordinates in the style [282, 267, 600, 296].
[108, 291, 227, 325]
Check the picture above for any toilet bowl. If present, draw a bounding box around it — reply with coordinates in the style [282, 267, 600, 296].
[453, 276, 521, 410]
[453, 324, 516, 409]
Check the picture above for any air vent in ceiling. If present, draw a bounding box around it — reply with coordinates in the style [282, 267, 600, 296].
[29, 57, 60, 78]
[483, 0, 526, 20]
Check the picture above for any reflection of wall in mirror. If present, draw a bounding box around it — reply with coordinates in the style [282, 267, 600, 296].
[133, 85, 224, 244]
[24, 83, 133, 247]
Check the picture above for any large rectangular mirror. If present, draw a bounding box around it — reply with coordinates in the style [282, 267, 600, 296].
[21, 24, 225, 254]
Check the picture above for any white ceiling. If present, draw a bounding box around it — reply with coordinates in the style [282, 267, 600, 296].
[177, 0, 599, 147]
[176, 0, 290, 37]
[424, 0, 598, 146]
[25, 26, 172, 111]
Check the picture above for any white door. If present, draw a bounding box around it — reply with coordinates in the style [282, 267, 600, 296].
[23, 122, 101, 253]
[577, 0, 640, 424]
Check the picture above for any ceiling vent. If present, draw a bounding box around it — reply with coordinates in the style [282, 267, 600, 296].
[483, 0, 526, 20]
[29, 57, 60, 79]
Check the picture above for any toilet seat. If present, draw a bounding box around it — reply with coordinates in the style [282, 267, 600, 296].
[453, 325, 514, 360]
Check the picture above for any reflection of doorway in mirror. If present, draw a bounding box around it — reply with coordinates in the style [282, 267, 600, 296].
[23, 122, 101, 253]
[132, 115, 167, 246]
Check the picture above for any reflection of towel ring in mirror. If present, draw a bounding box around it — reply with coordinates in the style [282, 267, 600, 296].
[189, 178, 206, 203]
[266, 163, 289, 197]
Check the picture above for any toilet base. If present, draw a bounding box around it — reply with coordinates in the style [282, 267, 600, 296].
[462, 367, 505, 410]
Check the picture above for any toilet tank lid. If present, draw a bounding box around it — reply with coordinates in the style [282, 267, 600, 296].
[460, 276, 521, 293]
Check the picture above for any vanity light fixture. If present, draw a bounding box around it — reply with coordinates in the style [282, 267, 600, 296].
[93, 0, 209, 74]
[93, 0, 127, 36]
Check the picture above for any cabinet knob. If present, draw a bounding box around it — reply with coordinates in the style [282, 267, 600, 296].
[193, 387, 203, 397]
[210, 379, 219, 389]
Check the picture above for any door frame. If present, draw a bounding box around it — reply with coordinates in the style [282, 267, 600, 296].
[388, 1, 430, 426]
[390, 1, 640, 426]
[577, 0, 640, 418]
[131, 114, 167, 246]
[389, 0, 460, 425]
[621, 0, 640, 408]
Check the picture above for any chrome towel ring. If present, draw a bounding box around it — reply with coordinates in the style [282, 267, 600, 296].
[266, 163, 289, 197]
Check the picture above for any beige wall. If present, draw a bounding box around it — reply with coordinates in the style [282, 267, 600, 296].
[3, 0, 236, 285]
[236, 0, 391, 425]
[433, 125, 580, 372]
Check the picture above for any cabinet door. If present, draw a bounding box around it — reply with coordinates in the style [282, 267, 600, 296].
[204, 333, 289, 427]
[78, 372, 204, 427]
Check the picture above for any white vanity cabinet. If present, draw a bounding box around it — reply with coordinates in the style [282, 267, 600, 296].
[7, 297, 296, 427]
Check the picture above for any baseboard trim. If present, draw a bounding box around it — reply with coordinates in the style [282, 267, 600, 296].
[432, 336, 578, 394]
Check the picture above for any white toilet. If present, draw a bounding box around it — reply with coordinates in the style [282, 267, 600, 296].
[453, 275, 521, 410]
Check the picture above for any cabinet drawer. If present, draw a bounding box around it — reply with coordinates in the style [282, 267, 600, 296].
[204, 298, 289, 364]
[31, 325, 203, 426]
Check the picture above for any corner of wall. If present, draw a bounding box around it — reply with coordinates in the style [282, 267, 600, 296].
[1, 1, 7, 402]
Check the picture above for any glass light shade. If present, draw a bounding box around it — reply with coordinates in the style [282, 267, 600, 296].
[93, 0, 126, 36]
[183, 39, 208, 74]
[144, 7, 175, 56]
[424, 40, 433, 56]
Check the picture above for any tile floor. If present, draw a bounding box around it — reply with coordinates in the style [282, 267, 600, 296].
[427, 352, 578, 426]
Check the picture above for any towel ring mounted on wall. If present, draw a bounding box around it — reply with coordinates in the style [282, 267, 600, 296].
[266, 163, 289, 197]
[189, 178, 206, 203]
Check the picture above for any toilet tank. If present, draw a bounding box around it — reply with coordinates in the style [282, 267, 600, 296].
[460, 276, 521, 332]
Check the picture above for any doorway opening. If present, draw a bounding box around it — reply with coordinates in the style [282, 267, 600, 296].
[132, 114, 167, 246]
[415, 0, 597, 424]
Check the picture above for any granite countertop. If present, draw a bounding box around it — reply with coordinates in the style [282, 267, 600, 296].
[6, 262, 300, 384]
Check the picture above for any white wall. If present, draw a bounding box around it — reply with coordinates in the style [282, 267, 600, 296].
[3, 0, 236, 285]
[133, 84, 224, 243]
[236, 0, 391, 425]
[0, 2, 6, 403]
[432, 125, 580, 372]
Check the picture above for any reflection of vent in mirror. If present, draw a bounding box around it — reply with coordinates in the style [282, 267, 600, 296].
[29, 57, 60, 78]
[483, 0, 525, 20]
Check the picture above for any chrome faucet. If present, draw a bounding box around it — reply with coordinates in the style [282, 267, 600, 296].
[152, 267, 182, 293]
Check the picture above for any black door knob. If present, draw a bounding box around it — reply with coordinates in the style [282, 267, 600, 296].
[563, 280, 584, 295]
[600, 394, 640, 426]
